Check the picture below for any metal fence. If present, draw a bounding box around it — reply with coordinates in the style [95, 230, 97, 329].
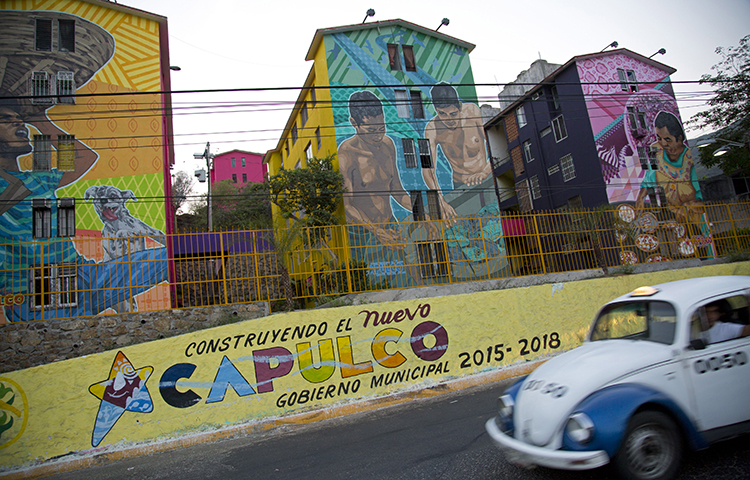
[3, 201, 750, 322]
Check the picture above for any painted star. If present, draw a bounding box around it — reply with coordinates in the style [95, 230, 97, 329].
[89, 351, 153, 447]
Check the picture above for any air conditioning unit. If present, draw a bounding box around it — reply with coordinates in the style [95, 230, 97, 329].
[194, 169, 206, 182]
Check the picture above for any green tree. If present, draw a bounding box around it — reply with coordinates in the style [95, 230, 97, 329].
[177, 180, 272, 231]
[690, 34, 750, 175]
[560, 205, 614, 275]
[171, 170, 195, 213]
[264, 219, 303, 311]
[268, 153, 345, 236]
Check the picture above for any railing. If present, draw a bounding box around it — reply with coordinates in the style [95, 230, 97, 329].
[2, 201, 750, 322]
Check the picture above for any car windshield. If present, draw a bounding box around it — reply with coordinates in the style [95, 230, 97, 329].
[590, 301, 677, 345]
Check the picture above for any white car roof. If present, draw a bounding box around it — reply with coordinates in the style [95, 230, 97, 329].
[607, 276, 750, 307]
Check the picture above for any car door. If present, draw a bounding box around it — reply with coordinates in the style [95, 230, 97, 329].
[684, 295, 750, 432]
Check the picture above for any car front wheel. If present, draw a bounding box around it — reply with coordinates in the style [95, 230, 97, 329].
[613, 411, 682, 480]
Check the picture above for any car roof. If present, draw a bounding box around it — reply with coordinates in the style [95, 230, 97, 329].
[607, 276, 750, 307]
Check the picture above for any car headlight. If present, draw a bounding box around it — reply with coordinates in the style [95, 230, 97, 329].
[566, 412, 594, 444]
[497, 394, 514, 421]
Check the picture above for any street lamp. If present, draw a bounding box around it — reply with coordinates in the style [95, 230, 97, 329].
[194, 142, 215, 231]
[696, 137, 750, 157]
[600, 41, 618, 52]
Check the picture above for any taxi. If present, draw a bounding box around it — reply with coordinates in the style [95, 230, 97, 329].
[486, 276, 750, 480]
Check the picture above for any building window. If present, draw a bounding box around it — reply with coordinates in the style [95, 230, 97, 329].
[300, 102, 309, 125]
[425, 191, 442, 220]
[35, 19, 52, 51]
[58, 19, 75, 52]
[242, 173, 247, 183]
[305, 143, 313, 161]
[232, 174, 237, 183]
[552, 115, 568, 142]
[617, 68, 638, 92]
[231, 157, 236, 168]
[540, 126, 551, 138]
[57, 135, 75, 171]
[29, 71, 53, 105]
[561, 154, 576, 182]
[516, 106, 527, 128]
[291, 124, 298, 144]
[241, 157, 246, 167]
[417, 242, 448, 279]
[418, 139, 433, 168]
[411, 191, 425, 220]
[33, 135, 51, 171]
[57, 198, 75, 237]
[32, 199, 51, 238]
[568, 195, 583, 210]
[285, 141, 289, 158]
[55, 71, 76, 104]
[522, 140, 534, 163]
[410, 90, 424, 119]
[516, 179, 532, 212]
[316, 127, 322, 150]
[637, 146, 649, 170]
[551, 85, 560, 110]
[402, 45, 416, 72]
[530, 175, 542, 200]
[647, 147, 658, 168]
[403, 138, 417, 168]
[294, 159, 301, 170]
[310, 88, 317, 106]
[387, 44, 402, 71]
[30, 263, 78, 310]
[637, 110, 647, 129]
[395, 90, 410, 118]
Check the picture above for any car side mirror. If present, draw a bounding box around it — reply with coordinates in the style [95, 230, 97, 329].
[690, 338, 706, 350]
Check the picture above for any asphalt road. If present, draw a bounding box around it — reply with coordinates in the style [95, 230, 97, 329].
[46, 378, 750, 480]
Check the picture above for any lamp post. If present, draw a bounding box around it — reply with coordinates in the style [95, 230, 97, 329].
[194, 142, 215, 232]
[696, 137, 750, 157]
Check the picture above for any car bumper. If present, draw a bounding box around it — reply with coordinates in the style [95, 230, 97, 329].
[485, 417, 610, 471]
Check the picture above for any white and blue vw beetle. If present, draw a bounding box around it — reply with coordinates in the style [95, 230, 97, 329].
[486, 276, 750, 480]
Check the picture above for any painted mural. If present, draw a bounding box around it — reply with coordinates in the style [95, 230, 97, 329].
[578, 54, 714, 263]
[0, 6, 170, 322]
[327, 26, 506, 287]
[2, 263, 746, 470]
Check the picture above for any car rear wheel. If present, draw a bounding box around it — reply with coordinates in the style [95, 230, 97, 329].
[613, 411, 682, 480]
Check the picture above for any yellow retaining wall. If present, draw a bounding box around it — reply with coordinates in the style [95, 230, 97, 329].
[2, 263, 750, 470]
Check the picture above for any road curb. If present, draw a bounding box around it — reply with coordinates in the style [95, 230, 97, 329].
[2, 362, 540, 479]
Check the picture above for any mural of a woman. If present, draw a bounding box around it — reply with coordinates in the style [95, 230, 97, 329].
[0, 12, 168, 322]
[634, 111, 705, 225]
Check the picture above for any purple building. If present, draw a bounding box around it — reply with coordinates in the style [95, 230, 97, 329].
[210, 149, 267, 188]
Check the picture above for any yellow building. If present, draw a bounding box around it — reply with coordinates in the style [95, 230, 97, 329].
[0, 0, 175, 322]
[264, 20, 508, 294]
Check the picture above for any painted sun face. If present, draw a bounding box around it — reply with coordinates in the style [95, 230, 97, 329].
[656, 126, 685, 161]
[0, 107, 31, 156]
[354, 114, 386, 146]
[436, 105, 460, 129]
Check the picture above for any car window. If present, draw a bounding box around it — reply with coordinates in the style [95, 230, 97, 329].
[590, 301, 676, 344]
[690, 294, 750, 345]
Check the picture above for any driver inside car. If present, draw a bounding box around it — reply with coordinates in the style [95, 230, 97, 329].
[697, 297, 750, 344]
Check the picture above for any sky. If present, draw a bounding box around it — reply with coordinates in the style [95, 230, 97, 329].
[119, 0, 750, 195]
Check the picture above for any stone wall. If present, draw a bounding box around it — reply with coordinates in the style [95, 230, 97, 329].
[0, 301, 269, 373]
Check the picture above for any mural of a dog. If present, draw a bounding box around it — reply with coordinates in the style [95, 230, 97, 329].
[84, 185, 167, 313]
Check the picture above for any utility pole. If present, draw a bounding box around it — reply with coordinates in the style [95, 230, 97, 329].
[194, 142, 215, 231]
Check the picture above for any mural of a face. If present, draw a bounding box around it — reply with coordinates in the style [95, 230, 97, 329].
[655, 126, 685, 161]
[352, 114, 386, 147]
[0, 107, 31, 160]
[435, 105, 460, 130]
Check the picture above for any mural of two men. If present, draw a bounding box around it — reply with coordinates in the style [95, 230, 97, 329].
[339, 83, 498, 286]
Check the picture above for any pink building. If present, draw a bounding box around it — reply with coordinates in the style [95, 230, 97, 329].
[210, 150, 267, 188]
